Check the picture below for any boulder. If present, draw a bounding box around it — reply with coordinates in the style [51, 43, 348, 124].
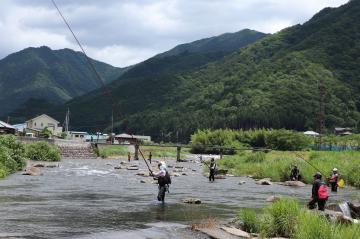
[220, 226, 250, 238]
[192, 169, 197, 172]
[247, 175, 254, 178]
[214, 175, 226, 179]
[114, 165, 125, 169]
[120, 161, 127, 165]
[173, 169, 183, 173]
[172, 173, 181, 177]
[349, 202, 360, 219]
[182, 172, 188, 176]
[127, 165, 139, 170]
[22, 167, 42, 176]
[182, 198, 201, 204]
[46, 164, 58, 168]
[283, 181, 306, 187]
[136, 171, 150, 177]
[256, 179, 272, 185]
[266, 195, 281, 202]
[238, 181, 246, 185]
[32, 163, 45, 167]
[216, 169, 228, 175]
[174, 166, 184, 169]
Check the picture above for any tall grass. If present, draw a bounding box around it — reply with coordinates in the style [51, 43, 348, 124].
[218, 150, 360, 188]
[239, 199, 360, 239]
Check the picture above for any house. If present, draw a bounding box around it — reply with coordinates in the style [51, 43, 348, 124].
[334, 127, 353, 136]
[304, 131, 319, 137]
[68, 131, 88, 141]
[0, 121, 16, 135]
[26, 114, 63, 135]
[115, 133, 151, 144]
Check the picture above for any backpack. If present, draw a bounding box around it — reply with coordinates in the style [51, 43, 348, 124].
[318, 183, 329, 200]
[164, 171, 171, 185]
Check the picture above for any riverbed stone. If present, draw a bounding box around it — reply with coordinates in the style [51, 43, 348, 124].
[46, 164, 58, 168]
[33, 163, 45, 167]
[172, 173, 181, 177]
[127, 165, 139, 170]
[266, 195, 281, 202]
[182, 172, 188, 176]
[214, 175, 226, 179]
[182, 198, 201, 204]
[238, 181, 246, 185]
[220, 226, 251, 238]
[256, 179, 272, 185]
[283, 181, 306, 187]
[22, 167, 42, 176]
[136, 171, 150, 177]
[216, 169, 228, 175]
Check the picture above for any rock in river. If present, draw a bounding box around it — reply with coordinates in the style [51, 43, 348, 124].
[220, 226, 251, 238]
[283, 181, 306, 187]
[127, 165, 139, 170]
[22, 167, 42, 176]
[32, 163, 45, 168]
[256, 178, 272, 185]
[183, 198, 201, 204]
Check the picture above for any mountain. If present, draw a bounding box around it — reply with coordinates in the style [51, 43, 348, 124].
[0, 46, 126, 117]
[122, 0, 360, 141]
[6, 29, 267, 127]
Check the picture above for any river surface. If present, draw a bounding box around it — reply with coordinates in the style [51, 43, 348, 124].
[0, 156, 357, 238]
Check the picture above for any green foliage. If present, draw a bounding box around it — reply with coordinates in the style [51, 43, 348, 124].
[0, 46, 125, 119]
[217, 150, 360, 187]
[242, 199, 360, 239]
[266, 129, 311, 151]
[261, 199, 300, 238]
[0, 135, 26, 178]
[40, 127, 52, 138]
[25, 142, 60, 161]
[97, 145, 128, 158]
[237, 209, 259, 233]
[245, 151, 266, 163]
[191, 128, 310, 153]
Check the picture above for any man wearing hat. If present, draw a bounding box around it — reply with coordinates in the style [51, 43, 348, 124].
[308, 172, 328, 211]
[329, 168, 339, 192]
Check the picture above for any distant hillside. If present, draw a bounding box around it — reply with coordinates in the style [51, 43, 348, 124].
[0, 46, 126, 117]
[123, 0, 360, 141]
[7, 29, 266, 126]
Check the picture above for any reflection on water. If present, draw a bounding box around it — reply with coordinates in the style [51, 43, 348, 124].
[0, 157, 357, 238]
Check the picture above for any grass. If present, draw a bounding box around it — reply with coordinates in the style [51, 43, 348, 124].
[217, 150, 360, 188]
[97, 145, 191, 159]
[238, 199, 360, 239]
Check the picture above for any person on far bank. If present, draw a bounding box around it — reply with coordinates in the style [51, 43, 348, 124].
[290, 165, 301, 181]
[308, 172, 328, 211]
[128, 152, 131, 162]
[209, 158, 217, 182]
[148, 152, 152, 164]
[328, 168, 339, 192]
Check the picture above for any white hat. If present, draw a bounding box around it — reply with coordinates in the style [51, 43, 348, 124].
[333, 168, 338, 171]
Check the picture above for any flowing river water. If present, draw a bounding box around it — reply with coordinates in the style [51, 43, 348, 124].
[0, 156, 357, 238]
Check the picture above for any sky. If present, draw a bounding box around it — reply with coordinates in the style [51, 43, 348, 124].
[0, 0, 348, 67]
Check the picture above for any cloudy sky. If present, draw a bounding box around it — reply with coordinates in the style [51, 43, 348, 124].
[0, 0, 348, 67]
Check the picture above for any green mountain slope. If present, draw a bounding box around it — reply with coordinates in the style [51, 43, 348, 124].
[123, 0, 360, 141]
[0, 46, 126, 116]
[6, 29, 266, 126]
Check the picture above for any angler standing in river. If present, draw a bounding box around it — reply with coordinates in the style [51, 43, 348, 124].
[308, 172, 328, 211]
[152, 162, 171, 203]
[209, 158, 216, 182]
[328, 168, 339, 192]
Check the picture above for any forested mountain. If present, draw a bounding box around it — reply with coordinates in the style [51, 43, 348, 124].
[0, 46, 126, 117]
[125, 0, 358, 141]
[6, 29, 266, 126]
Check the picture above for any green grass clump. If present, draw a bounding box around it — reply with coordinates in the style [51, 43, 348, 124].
[260, 198, 300, 238]
[25, 142, 60, 161]
[238, 209, 259, 233]
[218, 150, 360, 188]
[0, 135, 27, 178]
[245, 152, 266, 163]
[240, 199, 360, 239]
[97, 145, 128, 158]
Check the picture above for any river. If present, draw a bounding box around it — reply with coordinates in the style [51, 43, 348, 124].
[0, 157, 357, 238]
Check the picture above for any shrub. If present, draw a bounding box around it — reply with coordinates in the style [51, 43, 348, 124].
[0, 135, 26, 172]
[266, 129, 311, 151]
[260, 198, 300, 238]
[245, 151, 266, 163]
[238, 209, 259, 233]
[26, 142, 61, 161]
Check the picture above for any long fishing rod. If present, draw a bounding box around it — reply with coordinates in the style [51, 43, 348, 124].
[51, 0, 155, 170]
[294, 152, 327, 176]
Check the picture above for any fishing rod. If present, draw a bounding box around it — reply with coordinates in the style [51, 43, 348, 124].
[294, 152, 326, 176]
[138, 147, 153, 175]
[51, 0, 157, 174]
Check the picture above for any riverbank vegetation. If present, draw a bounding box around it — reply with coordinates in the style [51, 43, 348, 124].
[191, 129, 311, 154]
[237, 199, 360, 239]
[96, 144, 190, 159]
[217, 150, 360, 188]
[0, 135, 61, 178]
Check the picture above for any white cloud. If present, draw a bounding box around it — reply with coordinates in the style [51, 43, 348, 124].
[0, 0, 349, 67]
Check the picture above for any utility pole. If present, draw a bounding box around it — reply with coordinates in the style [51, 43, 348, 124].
[111, 110, 114, 144]
[64, 108, 70, 136]
[6, 116, 10, 124]
[317, 85, 326, 149]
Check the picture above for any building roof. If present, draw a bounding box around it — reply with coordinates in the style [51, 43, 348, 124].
[304, 131, 319, 136]
[0, 121, 15, 129]
[26, 114, 60, 124]
[69, 131, 88, 134]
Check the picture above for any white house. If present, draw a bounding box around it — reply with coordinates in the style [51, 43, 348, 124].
[304, 131, 320, 137]
[26, 114, 63, 135]
[68, 131, 88, 141]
